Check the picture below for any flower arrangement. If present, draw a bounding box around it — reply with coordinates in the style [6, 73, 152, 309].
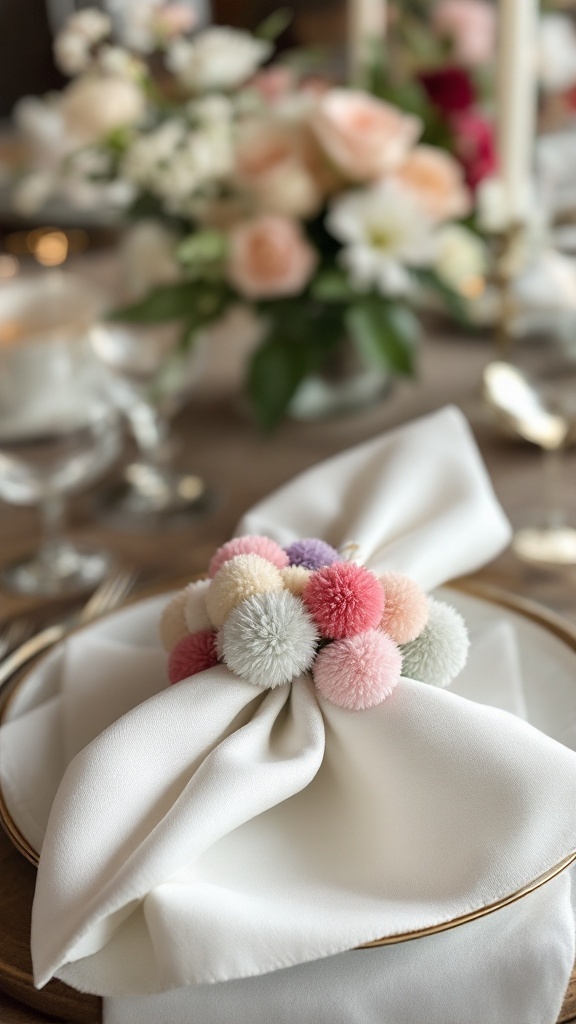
[160, 534, 470, 710]
[12, 4, 484, 429]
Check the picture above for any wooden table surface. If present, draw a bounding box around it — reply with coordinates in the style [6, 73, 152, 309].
[1, 309, 576, 1022]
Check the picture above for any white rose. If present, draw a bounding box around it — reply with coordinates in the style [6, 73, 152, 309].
[167, 27, 272, 91]
[435, 224, 487, 296]
[59, 76, 145, 145]
[54, 8, 111, 75]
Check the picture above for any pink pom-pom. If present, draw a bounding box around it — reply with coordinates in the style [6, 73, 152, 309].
[313, 630, 402, 710]
[168, 630, 218, 684]
[209, 536, 289, 577]
[303, 562, 385, 639]
[379, 571, 429, 644]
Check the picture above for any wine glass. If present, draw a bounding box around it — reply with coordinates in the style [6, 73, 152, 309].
[89, 319, 208, 527]
[0, 273, 123, 595]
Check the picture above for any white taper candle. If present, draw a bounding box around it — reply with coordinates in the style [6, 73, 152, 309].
[496, 0, 539, 223]
[348, 0, 387, 87]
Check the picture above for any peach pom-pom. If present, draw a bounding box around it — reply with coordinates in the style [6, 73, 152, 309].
[207, 553, 284, 627]
[379, 571, 429, 644]
[209, 535, 288, 577]
[313, 630, 402, 710]
[168, 630, 218, 684]
[303, 561, 385, 639]
[281, 565, 312, 596]
[159, 590, 188, 652]
[184, 579, 212, 633]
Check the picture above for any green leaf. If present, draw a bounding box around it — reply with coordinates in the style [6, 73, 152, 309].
[311, 268, 356, 303]
[346, 297, 419, 376]
[108, 283, 200, 323]
[177, 230, 227, 267]
[413, 268, 471, 325]
[255, 7, 293, 41]
[109, 281, 232, 325]
[247, 334, 309, 433]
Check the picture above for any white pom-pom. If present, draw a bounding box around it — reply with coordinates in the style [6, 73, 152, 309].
[159, 590, 188, 652]
[221, 590, 319, 688]
[400, 598, 469, 688]
[184, 579, 212, 633]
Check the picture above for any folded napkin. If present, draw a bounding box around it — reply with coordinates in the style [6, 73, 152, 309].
[3, 406, 576, 1022]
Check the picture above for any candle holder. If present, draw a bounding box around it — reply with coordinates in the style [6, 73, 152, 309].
[492, 222, 527, 354]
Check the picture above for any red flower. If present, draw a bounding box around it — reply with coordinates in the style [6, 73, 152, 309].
[420, 66, 476, 114]
[451, 109, 497, 188]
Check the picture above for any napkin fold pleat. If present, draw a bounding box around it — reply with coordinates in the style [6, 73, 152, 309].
[103, 871, 575, 1024]
[238, 406, 511, 589]
[33, 673, 324, 990]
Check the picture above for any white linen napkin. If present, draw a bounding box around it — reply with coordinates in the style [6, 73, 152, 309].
[2, 405, 576, 1023]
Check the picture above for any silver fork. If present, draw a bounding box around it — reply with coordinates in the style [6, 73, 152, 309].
[0, 617, 34, 661]
[0, 568, 139, 691]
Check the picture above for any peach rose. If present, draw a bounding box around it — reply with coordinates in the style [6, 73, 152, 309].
[235, 119, 323, 218]
[227, 215, 317, 299]
[393, 145, 472, 221]
[433, 0, 495, 67]
[312, 88, 421, 182]
[60, 76, 145, 145]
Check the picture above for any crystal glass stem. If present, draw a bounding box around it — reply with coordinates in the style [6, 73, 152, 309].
[542, 447, 566, 530]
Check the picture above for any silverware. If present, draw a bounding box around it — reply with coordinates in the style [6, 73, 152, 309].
[0, 617, 34, 661]
[0, 568, 139, 692]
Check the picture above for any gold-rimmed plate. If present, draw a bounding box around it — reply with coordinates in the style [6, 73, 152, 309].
[1, 577, 576, 954]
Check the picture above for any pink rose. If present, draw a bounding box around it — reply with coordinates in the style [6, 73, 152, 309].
[152, 3, 197, 38]
[433, 0, 496, 67]
[235, 119, 323, 218]
[227, 215, 317, 299]
[312, 89, 421, 182]
[250, 67, 294, 104]
[393, 145, 471, 220]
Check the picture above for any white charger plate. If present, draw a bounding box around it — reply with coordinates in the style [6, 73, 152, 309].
[1, 579, 576, 949]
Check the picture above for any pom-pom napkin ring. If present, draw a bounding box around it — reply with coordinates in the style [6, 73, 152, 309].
[161, 535, 470, 711]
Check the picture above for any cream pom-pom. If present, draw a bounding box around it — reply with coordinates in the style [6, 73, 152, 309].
[400, 598, 469, 688]
[281, 565, 312, 597]
[206, 553, 284, 628]
[221, 590, 319, 688]
[183, 579, 212, 633]
[379, 571, 429, 644]
[159, 590, 188, 652]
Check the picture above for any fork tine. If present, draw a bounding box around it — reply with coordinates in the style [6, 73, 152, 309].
[78, 568, 138, 625]
[0, 616, 34, 660]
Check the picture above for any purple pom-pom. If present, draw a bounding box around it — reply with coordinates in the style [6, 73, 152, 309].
[285, 538, 340, 571]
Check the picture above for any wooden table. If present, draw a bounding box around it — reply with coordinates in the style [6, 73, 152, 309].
[1, 311, 576, 1022]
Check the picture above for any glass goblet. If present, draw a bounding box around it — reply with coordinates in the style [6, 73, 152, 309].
[89, 320, 207, 527]
[0, 273, 122, 595]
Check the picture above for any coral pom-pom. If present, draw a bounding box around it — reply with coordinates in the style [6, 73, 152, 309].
[207, 554, 284, 627]
[379, 571, 429, 644]
[285, 538, 340, 571]
[183, 579, 212, 633]
[209, 536, 288, 577]
[168, 630, 218, 684]
[313, 630, 402, 710]
[401, 598, 469, 688]
[159, 590, 189, 652]
[281, 565, 312, 596]
[221, 590, 318, 688]
[303, 561, 385, 638]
